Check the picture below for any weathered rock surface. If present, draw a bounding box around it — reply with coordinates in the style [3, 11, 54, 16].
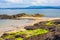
[24, 19, 60, 40]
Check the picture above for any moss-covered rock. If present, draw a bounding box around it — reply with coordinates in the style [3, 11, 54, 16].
[1, 28, 48, 40]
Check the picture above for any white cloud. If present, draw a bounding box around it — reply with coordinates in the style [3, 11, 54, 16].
[0, 0, 60, 8]
[5, 0, 23, 3]
[2, 0, 60, 6]
[31, 0, 49, 6]
[30, 0, 60, 6]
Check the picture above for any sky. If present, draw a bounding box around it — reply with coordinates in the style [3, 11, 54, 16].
[0, 0, 60, 8]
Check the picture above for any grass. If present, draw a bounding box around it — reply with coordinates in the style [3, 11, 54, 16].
[1, 28, 49, 40]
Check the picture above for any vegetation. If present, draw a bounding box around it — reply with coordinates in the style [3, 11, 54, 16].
[1, 19, 60, 40]
[1, 28, 48, 40]
[45, 21, 54, 26]
[16, 38, 23, 40]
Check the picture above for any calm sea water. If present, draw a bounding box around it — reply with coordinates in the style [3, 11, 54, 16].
[0, 9, 60, 17]
[0, 19, 35, 32]
[0, 19, 34, 27]
[0, 9, 60, 27]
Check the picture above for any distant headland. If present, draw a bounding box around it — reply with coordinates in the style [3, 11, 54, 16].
[0, 6, 60, 9]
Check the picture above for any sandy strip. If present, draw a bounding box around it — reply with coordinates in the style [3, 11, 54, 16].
[19, 17, 60, 20]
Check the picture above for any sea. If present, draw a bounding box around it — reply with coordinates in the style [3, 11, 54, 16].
[0, 9, 60, 28]
[0, 9, 60, 17]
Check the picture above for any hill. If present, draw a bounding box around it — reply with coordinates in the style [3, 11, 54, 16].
[25, 6, 60, 9]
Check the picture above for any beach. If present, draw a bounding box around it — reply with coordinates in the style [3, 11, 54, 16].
[0, 17, 60, 37]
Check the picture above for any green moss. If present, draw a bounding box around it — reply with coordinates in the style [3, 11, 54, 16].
[15, 38, 23, 40]
[17, 29, 49, 38]
[1, 28, 49, 40]
[45, 21, 54, 26]
[3, 35, 14, 39]
[27, 29, 48, 37]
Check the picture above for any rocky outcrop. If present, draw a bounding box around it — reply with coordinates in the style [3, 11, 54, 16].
[24, 32, 54, 40]
[1, 19, 60, 40]
[0, 13, 44, 19]
[0, 14, 17, 19]
[24, 19, 60, 40]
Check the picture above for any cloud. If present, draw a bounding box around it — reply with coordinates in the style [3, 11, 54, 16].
[0, 0, 60, 8]
[31, 0, 48, 5]
[5, 0, 23, 3]
[31, 0, 60, 6]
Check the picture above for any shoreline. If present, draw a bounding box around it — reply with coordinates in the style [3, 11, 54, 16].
[0, 17, 60, 37]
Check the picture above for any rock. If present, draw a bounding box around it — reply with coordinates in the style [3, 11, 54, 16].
[1, 33, 9, 38]
[15, 35, 21, 38]
[46, 26, 56, 32]
[24, 26, 37, 30]
[34, 23, 40, 26]
[15, 34, 25, 38]
[5, 38, 15, 40]
[53, 19, 60, 25]
[24, 32, 51, 40]
[53, 35, 60, 40]
[54, 22, 60, 25]
[45, 37, 53, 40]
